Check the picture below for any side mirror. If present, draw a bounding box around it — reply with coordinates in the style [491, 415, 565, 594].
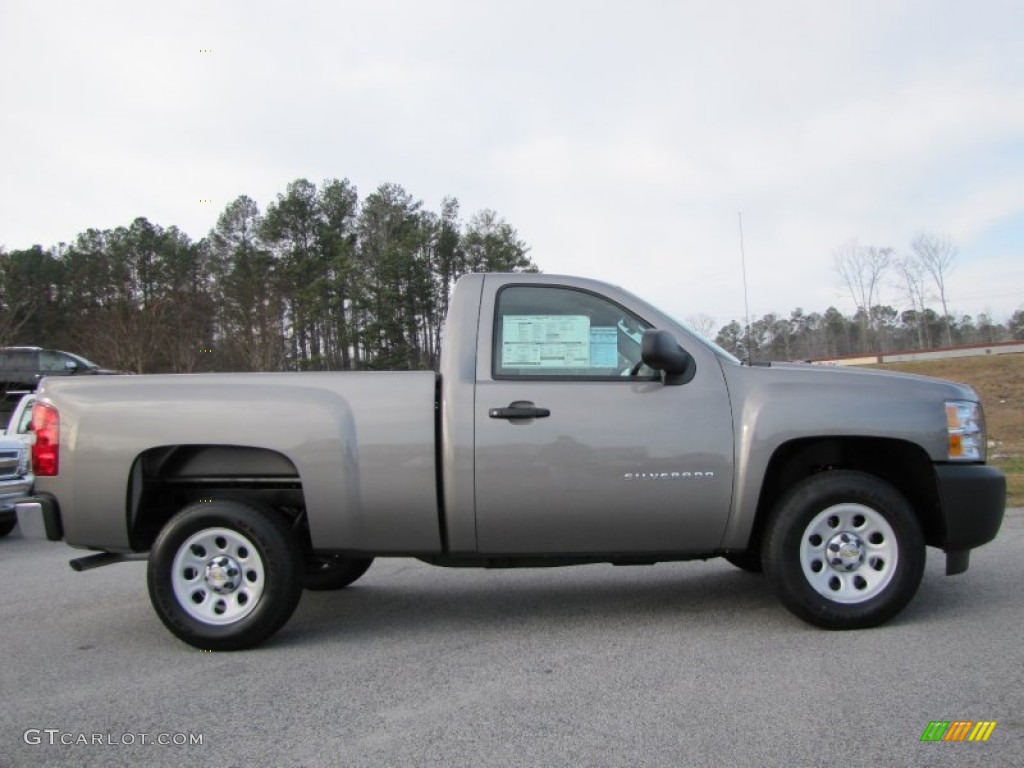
[64, 361, 78, 372]
[641, 329, 696, 385]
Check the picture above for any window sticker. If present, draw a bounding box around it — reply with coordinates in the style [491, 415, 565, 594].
[502, 315, 591, 368]
[589, 327, 618, 367]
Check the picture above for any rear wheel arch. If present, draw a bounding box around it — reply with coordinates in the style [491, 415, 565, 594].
[128, 445, 304, 552]
[128, 445, 372, 593]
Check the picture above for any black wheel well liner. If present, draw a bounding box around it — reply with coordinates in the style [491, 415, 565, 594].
[748, 437, 943, 552]
[128, 444, 305, 551]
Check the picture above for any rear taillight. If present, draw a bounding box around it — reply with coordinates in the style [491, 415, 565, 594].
[31, 402, 60, 476]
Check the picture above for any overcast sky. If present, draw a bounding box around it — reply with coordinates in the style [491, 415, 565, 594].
[2, 0, 1022, 327]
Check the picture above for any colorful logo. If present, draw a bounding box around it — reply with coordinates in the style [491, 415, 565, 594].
[920, 721, 997, 742]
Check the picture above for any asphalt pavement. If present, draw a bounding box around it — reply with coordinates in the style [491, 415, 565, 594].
[2, 510, 1022, 768]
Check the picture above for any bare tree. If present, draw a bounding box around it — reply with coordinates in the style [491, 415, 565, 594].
[833, 240, 892, 353]
[81, 300, 169, 374]
[686, 313, 717, 339]
[0, 295, 34, 347]
[911, 233, 956, 346]
[893, 255, 930, 349]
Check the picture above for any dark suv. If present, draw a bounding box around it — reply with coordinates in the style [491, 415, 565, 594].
[0, 347, 117, 393]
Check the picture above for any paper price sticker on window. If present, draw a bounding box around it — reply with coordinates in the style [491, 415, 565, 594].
[503, 315, 590, 367]
[589, 327, 618, 367]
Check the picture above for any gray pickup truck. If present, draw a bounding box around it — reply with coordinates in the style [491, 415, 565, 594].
[17, 273, 1006, 649]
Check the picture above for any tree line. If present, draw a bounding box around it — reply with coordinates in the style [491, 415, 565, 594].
[5, 211, 1020, 372]
[711, 233, 1024, 361]
[0, 178, 537, 373]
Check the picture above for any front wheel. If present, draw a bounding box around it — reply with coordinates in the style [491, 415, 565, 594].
[0, 517, 16, 537]
[762, 471, 925, 629]
[147, 500, 303, 650]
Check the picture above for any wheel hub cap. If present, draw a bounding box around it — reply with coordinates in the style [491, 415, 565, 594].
[204, 555, 242, 594]
[799, 503, 899, 604]
[170, 527, 266, 625]
[826, 532, 866, 571]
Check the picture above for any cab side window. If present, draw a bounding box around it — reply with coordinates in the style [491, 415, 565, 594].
[494, 286, 652, 379]
[0, 350, 36, 372]
[39, 351, 71, 372]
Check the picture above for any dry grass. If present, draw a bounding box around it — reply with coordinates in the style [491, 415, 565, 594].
[872, 354, 1024, 506]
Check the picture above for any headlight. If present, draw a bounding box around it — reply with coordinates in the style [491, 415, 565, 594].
[946, 401, 985, 461]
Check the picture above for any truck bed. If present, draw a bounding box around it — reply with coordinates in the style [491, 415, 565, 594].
[36, 372, 442, 553]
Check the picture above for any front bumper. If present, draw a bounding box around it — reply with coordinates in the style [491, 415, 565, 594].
[934, 464, 1005, 574]
[1, 478, 33, 531]
[0, 478, 33, 513]
[15, 493, 63, 541]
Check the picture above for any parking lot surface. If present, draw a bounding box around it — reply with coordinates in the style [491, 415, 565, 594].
[2, 509, 1022, 767]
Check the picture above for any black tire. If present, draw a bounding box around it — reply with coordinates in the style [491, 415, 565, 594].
[147, 500, 304, 651]
[762, 470, 925, 629]
[304, 554, 374, 591]
[0, 517, 16, 537]
[724, 551, 763, 573]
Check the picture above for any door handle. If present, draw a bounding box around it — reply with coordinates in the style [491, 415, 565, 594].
[488, 400, 551, 420]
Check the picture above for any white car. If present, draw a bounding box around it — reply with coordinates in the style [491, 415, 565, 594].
[1, 393, 35, 447]
[0, 435, 32, 536]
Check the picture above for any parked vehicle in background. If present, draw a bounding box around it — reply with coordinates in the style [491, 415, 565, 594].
[0, 394, 35, 446]
[0, 347, 119, 391]
[0, 435, 32, 537]
[16, 272, 1007, 649]
[1, 348, 122, 427]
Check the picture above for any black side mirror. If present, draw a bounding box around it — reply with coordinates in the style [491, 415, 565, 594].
[641, 329, 696, 385]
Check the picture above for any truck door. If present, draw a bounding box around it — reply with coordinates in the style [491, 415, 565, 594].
[474, 284, 734, 555]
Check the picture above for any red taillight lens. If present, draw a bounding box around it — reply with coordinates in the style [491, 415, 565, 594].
[31, 402, 60, 476]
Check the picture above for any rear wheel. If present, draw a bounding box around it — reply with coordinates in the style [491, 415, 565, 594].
[147, 500, 303, 650]
[763, 471, 925, 629]
[304, 554, 374, 590]
[0, 518, 16, 537]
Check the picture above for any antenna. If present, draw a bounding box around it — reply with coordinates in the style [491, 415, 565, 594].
[738, 212, 752, 364]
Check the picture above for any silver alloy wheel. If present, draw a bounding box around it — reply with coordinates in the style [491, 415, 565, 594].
[171, 527, 265, 625]
[799, 503, 898, 604]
